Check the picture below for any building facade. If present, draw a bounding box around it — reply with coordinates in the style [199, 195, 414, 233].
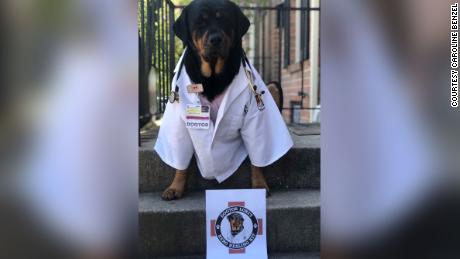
[246, 0, 320, 124]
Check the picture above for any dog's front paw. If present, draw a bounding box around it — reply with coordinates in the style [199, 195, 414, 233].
[161, 187, 184, 201]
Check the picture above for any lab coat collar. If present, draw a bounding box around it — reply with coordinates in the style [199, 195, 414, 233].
[212, 65, 248, 141]
[174, 59, 249, 142]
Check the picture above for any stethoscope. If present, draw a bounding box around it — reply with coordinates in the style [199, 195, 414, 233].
[241, 51, 266, 111]
[168, 56, 184, 103]
[169, 51, 265, 111]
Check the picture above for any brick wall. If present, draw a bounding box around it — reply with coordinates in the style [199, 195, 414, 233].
[262, 0, 313, 124]
[281, 60, 311, 123]
[270, 27, 280, 82]
[280, 0, 311, 124]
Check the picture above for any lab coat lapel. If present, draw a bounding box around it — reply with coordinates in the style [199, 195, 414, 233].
[177, 68, 200, 106]
[174, 50, 200, 107]
[175, 61, 248, 143]
[211, 65, 248, 142]
[177, 68, 216, 135]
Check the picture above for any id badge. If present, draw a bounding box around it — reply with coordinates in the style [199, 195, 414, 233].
[187, 84, 204, 93]
[185, 104, 210, 129]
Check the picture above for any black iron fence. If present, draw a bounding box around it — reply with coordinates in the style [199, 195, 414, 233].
[139, 0, 320, 130]
[139, 0, 176, 128]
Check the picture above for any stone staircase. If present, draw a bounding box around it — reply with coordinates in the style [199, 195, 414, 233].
[139, 124, 320, 258]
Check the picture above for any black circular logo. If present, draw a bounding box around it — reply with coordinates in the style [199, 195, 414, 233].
[214, 206, 259, 249]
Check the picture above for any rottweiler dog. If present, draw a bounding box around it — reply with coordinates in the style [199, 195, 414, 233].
[173, 0, 249, 101]
[227, 212, 245, 236]
[162, 0, 270, 200]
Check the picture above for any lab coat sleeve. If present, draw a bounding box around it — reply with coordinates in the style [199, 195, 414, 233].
[241, 74, 293, 167]
[154, 101, 194, 170]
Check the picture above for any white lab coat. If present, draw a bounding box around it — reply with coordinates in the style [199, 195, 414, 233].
[154, 54, 293, 182]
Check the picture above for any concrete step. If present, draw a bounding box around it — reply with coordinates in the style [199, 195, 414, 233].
[139, 134, 320, 193]
[139, 189, 320, 258]
[154, 252, 320, 259]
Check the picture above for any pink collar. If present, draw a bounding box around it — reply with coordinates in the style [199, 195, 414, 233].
[198, 91, 226, 124]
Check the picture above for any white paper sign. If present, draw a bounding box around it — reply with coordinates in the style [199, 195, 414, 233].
[206, 189, 267, 259]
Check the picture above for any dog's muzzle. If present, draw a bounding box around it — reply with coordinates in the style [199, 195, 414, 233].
[203, 32, 226, 61]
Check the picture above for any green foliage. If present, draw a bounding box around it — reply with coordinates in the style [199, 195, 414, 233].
[172, 0, 192, 5]
[232, 0, 269, 6]
[172, 0, 269, 5]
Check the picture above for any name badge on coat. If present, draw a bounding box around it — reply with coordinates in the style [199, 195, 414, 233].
[187, 84, 204, 93]
[185, 104, 210, 129]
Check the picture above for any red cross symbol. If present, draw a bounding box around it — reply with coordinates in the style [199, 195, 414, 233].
[210, 201, 263, 254]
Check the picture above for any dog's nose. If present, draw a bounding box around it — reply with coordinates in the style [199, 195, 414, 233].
[209, 34, 222, 46]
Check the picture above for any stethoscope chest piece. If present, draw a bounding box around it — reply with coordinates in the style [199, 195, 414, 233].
[169, 85, 180, 103]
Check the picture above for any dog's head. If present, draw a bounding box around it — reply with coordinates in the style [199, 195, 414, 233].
[174, 0, 249, 77]
[227, 212, 245, 236]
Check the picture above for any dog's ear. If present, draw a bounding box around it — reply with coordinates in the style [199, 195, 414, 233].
[173, 7, 189, 43]
[235, 4, 250, 38]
